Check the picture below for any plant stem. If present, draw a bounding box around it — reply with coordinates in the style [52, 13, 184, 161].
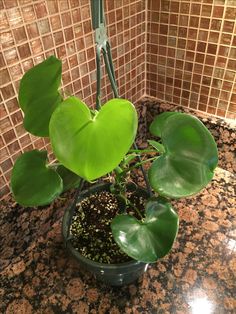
[124, 157, 156, 174]
[128, 149, 157, 154]
[127, 200, 144, 220]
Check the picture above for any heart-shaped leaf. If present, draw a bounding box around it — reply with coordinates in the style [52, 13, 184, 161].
[11, 150, 63, 206]
[19, 56, 62, 137]
[49, 97, 138, 181]
[148, 113, 218, 198]
[111, 197, 179, 263]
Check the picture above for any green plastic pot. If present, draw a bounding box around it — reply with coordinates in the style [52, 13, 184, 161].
[62, 182, 149, 286]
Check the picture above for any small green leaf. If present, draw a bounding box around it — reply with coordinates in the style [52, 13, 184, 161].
[49, 97, 138, 181]
[11, 150, 63, 206]
[149, 112, 178, 137]
[19, 56, 62, 137]
[122, 153, 137, 166]
[111, 197, 179, 263]
[148, 113, 218, 198]
[56, 165, 81, 192]
[148, 140, 165, 154]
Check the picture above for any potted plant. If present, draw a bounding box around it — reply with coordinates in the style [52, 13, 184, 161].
[10, 55, 218, 286]
[10, 0, 218, 286]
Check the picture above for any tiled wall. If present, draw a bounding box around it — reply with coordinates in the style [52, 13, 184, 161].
[147, 0, 236, 120]
[1, 0, 236, 199]
[0, 0, 146, 198]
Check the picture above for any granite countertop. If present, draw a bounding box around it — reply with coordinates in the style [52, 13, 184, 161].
[0, 101, 235, 313]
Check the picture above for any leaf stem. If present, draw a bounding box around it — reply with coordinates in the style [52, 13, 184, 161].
[127, 200, 144, 220]
[124, 157, 156, 173]
[128, 149, 157, 154]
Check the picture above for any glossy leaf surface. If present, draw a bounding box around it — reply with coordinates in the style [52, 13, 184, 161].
[19, 56, 62, 137]
[148, 113, 218, 198]
[149, 112, 178, 137]
[49, 97, 138, 181]
[11, 150, 63, 206]
[111, 197, 179, 262]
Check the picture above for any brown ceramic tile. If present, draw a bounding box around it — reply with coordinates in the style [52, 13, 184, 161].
[61, 12, 72, 27]
[7, 7, 23, 27]
[50, 15, 62, 31]
[4, 48, 19, 65]
[208, 32, 220, 44]
[207, 43, 217, 55]
[229, 47, 236, 59]
[7, 140, 20, 154]
[222, 81, 233, 91]
[26, 23, 39, 39]
[197, 42, 207, 53]
[19, 134, 31, 148]
[208, 97, 218, 108]
[18, 43, 31, 60]
[30, 39, 43, 54]
[191, 3, 201, 15]
[3, 0, 17, 9]
[227, 59, 236, 70]
[0, 104, 8, 120]
[59, 0, 70, 12]
[21, 5, 36, 23]
[223, 20, 235, 33]
[38, 19, 51, 35]
[0, 69, 11, 86]
[54, 31, 64, 45]
[6, 98, 19, 113]
[0, 11, 9, 32]
[221, 33, 232, 45]
[13, 26, 27, 44]
[190, 16, 199, 28]
[1, 84, 15, 100]
[218, 45, 230, 56]
[212, 6, 224, 18]
[200, 17, 210, 29]
[47, 1, 59, 14]
[198, 30, 208, 41]
[0, 117, 12, 134]
[34, 2, 48, 19]
[0, 158, 12, 173]
[216, 57, 227, 68]
[211, 19, 222, 31]
[15, 123, 25, 137]
[224, 7, 236, 20]
[1, 31, 14, 49]
[3, 129, 16, 143]
[42, 35, 54, 50]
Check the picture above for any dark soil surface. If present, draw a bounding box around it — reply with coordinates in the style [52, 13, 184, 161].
[70, 188, 147, 264]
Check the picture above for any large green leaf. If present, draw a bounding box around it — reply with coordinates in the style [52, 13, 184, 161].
[111, 197, 179, 262]
[56, 165, 81, 192]
[49, 97, 138, 181]
[149, 112, 178, 137]
[19, 56, 62, 137]
[11, 150, 63, 206]
[148, 113, 218, 198]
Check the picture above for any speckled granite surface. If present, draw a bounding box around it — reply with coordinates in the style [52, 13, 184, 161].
[0, 100, 235, 313]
